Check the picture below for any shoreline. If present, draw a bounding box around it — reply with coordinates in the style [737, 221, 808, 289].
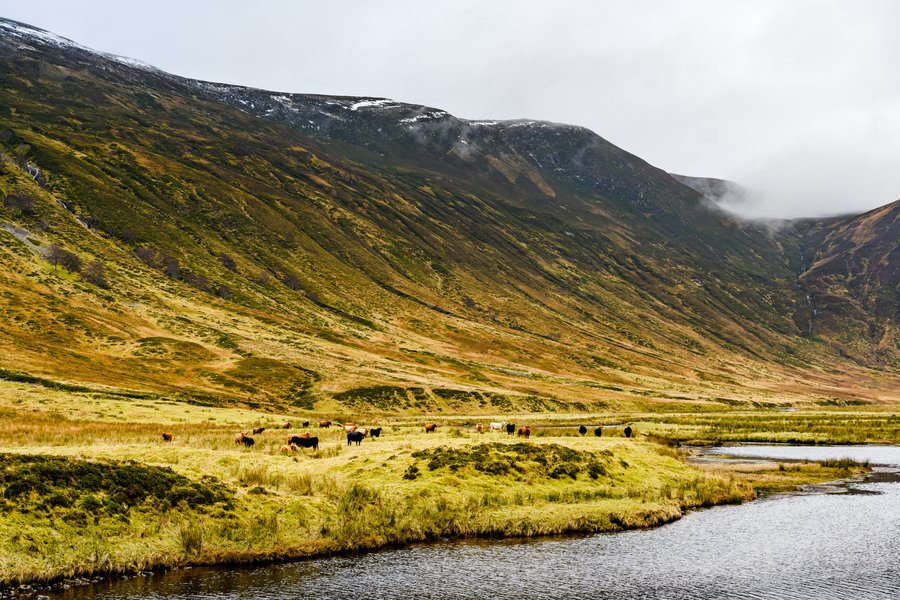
[0, 495, 703, 596]
[0, 442, 874, 595]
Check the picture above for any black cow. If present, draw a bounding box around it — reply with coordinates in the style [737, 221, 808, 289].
[578, 425, 587, 436]
[292, 436, 318, 450]
[240, 435, 255, 448]
[506, 423, 516, 435]
[302, 421, 310, 427]
[370, 427, 382, 438]
[347, 431, 365, 445]
[594, 427, 603, 437]
[624, 426, 633, 438]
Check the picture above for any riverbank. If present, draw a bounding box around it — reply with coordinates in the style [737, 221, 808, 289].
[0, 389, 878, 589]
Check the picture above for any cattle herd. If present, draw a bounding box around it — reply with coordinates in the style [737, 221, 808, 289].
[206, 421, 392, 454]
[160, 420, 635, 451]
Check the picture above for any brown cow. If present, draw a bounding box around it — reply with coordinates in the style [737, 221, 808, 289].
[234, 432, 248, 444]
[287, 432, 311, 444]
[475, 423, 484, 433]
[281, 421, 291, 429]
[424, 423, 437, 433]
[518, 425, 531, 439]
[252, 427, 266, 435]
[344, 423, 358, 433]
[319, 420, 332, 428]
[357, 427, 369, 437]
[161, 432, 173, 442]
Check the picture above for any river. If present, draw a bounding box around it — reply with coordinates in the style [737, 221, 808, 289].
[51, 445, 900, 599]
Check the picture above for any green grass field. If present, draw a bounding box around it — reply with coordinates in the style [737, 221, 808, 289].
[0, 387, 875, 587]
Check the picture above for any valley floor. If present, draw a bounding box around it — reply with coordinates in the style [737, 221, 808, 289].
[0, 382, 885, 588]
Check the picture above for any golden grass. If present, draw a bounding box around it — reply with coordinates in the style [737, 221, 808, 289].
[1, 387, 882, 587]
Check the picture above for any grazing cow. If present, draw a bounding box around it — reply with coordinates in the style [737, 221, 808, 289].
[624, 426, 634, 438]
[424, 423, 437, 433]
[293, 436, 319, 450]
[343, 423, 358, 433]
[161, 432, 173, 442]
[288, 434, 311, 445]
[302, 421, 310, 428]
[279, 444, 297, 454]
[370, 427, 382, 438]
[518, 425, 531, 439]
[475, 423, 484, 433]
[578, 425, 587, 436]
[319, 420, 332, 428]
[240, 435, 255, 448]
[347, 431, 365, 445]
[280, 421, 291, 429]
[252, 427, 266, 435]
[489, 422, 505, 433]
[594, 427, 603, 437]
[506, 423, 516, 435]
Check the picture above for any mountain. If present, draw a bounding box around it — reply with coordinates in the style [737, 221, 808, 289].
[791, 201, 898, 365]
[0, 18, 896, 412]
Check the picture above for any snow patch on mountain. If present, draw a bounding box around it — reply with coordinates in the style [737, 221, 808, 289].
[1, 18, 160, 74]
[349, 99, 395, 111]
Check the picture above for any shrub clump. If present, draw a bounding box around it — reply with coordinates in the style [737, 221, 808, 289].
[0, 454, 233, 516]
[410, 443, 610, 481]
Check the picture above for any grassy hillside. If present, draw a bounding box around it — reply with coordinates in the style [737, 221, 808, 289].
[0, 19, 896, 414]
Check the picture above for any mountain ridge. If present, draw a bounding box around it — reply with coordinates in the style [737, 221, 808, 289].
[0, 18, 896, 411]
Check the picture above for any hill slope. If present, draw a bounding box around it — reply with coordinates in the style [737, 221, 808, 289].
[0, 19, 896, 411]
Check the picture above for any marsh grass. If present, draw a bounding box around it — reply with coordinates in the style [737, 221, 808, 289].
[639, 411, 900, 445]
[0, 402, 882, 587]
[820, 457, 870, 469]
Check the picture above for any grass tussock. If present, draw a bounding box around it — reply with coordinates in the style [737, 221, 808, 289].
[820, 457, 870, 469]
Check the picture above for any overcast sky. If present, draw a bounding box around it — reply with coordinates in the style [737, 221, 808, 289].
[2, 0, 898, 218]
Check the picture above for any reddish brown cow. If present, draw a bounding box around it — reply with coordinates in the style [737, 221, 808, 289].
[252, 427, 265, 435]
[234, 432, 248, 444]
[281, 421, 291, 429]
[475, 423, 484, 433]
[424, 423, 437, 433]
[161, 432, 173, 442]
[287, 432, 311, 444]
[518, 425, 531, 439]
[319, 420, 332, 428]
[343, 423, 358, 433]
